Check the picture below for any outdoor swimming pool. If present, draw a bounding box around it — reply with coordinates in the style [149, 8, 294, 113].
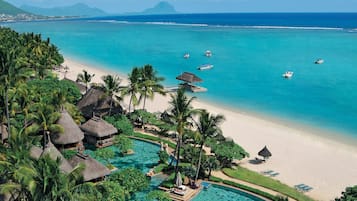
[86, 139, 161, 173]
[192, 183, 265, 201]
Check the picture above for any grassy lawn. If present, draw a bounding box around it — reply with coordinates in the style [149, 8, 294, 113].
[223, 167, 315, 201]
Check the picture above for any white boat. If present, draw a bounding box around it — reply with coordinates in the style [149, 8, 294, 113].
[197, 64, 214, 70]
[205, 50, 212, 57]
[282, 71, 293, 78]
[183, 53, 190, 59]
[315, 58, 324, 64]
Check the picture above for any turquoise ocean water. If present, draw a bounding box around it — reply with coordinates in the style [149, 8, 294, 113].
[3, 15, 357, 140]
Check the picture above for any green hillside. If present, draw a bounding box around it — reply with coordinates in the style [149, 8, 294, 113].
[0, 0, 29, 15]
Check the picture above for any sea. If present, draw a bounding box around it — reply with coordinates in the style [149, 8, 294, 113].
[3, 13, 357, 140]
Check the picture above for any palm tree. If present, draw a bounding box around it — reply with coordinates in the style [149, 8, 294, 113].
[202, 156, 220, 178]
[0, 47, 32, 136]
[139, 64, 165, 110]
[28, 101, 63, 150]
[122, 67, 141, 113]
[76, 70, 95, 93]
[165, 87, 198, 181]
[101, 75, 123, 116]
[194, 110, 225, 182]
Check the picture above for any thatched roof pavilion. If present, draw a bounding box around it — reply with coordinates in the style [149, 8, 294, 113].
[0, 125, 8, 143]
[80, 117, 117, 138]
[30, 142, 73, 173]
[80, 117, 118, 147]
[68, 153, 110, 182]
[176, 72, 202, 83]
[51, 109, 84, 149]
[77, 87, 123, 119]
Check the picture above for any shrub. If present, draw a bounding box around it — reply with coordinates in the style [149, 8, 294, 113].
[105, 114, 134, 135]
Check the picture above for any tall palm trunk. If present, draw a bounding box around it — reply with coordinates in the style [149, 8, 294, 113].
[128, 95, 133, 113]
[109, 95, 113, 116]
[195, 143, 204, 182]
[142, 92, 147, 110]
[5, 89, 11, 136]
[174, 135, 182, 181]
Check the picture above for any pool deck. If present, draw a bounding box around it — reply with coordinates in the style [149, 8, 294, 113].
[159, 182, 203, 201]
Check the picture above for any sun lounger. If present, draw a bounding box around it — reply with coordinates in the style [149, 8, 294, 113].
[261, 170, 274, 175]
[294, 184, 313, 192]
[269, 172, 279, 177]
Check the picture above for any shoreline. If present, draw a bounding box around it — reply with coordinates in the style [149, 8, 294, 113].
[59, 57, 357, 200]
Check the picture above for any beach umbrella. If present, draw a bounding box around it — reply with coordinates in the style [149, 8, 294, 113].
[160, 142, 164, 151]
[175, 172, 182, 187]
[258, 146, 272, 159]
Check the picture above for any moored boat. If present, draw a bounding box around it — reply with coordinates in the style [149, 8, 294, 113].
[183, 53, 190, 59]
[282, 71, 293, 78]
[205, 50, 212, 57]
[197, 64, 214, 70]
[315, 58, 324, 64]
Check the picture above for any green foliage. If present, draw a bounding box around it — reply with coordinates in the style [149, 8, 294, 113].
[274, 195, 289, 201]
[94, 148, 115, 166]
[114, 135, 133, 154]
[335, 185, 357, 201]
[62, 149, 77, 159]
[96, 180, 126, 201]
[158, 150, 169, 164]
[211, 140, 249, 168]
[105, 114, 134, 135]
[147, 190, 171, 201]
[108, 168, 149, 198]
[209, 176, 223, 183]
[153, 163, 168, 174]
[223, 167, 315, 201]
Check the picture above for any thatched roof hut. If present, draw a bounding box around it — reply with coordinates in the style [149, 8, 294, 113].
[0, 125, 8, 142]
[68, 153, 110, 182]
[51, 109, 84, 146]
[30, 142, 73, 173]
[62, 78, 87, 94]
[176, 72, 202, 83]
[258, 146, 272, 159]
[77, 87, 123, 119]
[80, 117, 117, 138]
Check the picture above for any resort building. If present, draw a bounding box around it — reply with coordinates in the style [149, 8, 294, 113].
[80, 116, 118, 148]
[68, 153, 111, 182]
[30, 141, 73, 174]
[51, 109, 84, 151]
[77, 87, 124, 119]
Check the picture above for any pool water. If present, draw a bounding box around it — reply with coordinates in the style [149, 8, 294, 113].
[192, 184, 264, 201]
[85, 139, 160, 173]
[85, 139, 167, 200]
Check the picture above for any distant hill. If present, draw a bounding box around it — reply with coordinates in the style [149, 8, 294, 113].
[141, 1, 177, 15]
[0, 0, 29, 15]
[20, 3, 107, 17]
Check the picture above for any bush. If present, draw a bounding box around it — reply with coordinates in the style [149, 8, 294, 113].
[62, 149, 77, 159]
[114, 135, 133, 154]
[105, 114, 134, 135]
[108, 168, 149, 196]
[209, 176, 223, 183]
[158, 150, 169, 164]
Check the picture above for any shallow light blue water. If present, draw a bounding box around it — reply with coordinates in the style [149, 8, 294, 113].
[4, 16, 357, 139]
[192, 184, 264, 201]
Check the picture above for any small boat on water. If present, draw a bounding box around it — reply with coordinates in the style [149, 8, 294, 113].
[315, 58, 324, 64]
[282, 71, 293, 78]
[197, 64, 214, 71]
[183, 53, 190, 59]
[205, 50, 212, 57]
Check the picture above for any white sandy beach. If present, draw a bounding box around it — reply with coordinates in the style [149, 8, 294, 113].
[59, 58, 357, 201]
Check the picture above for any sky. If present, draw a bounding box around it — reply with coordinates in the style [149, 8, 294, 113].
[6, 0, 357, 13]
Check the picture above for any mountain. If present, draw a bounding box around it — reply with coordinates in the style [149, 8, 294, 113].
[20, 3, 107, 17]
[0, 0, 29, 15]
[141, 1, 177, 15]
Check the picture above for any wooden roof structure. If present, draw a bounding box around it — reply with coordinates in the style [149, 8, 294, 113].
[30, 142, 73, 173]
[176, 72, 202, 83]
[80, 117, 118, 137]
[68, 153, 111, 182]
[51, 109, 84, 145]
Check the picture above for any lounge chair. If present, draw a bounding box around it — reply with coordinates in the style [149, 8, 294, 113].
[269, 172, 279, 177]
[261, 170, 274, 175]
[294, 184, 313, 192]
